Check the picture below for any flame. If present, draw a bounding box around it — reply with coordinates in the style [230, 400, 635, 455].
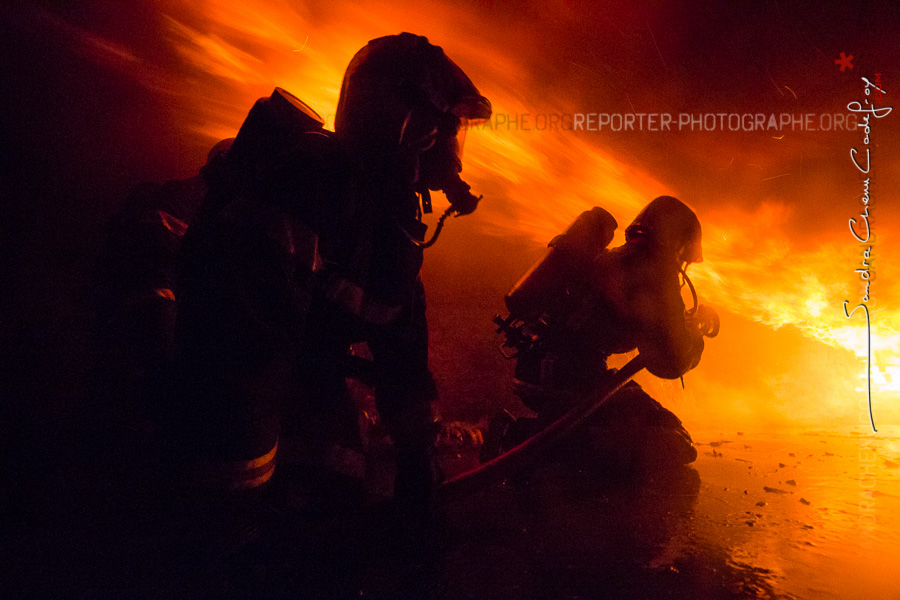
[69, 0, 899, 424]
[691, 205, 900, 397]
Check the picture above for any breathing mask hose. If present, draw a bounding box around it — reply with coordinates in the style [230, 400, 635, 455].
[413, 207, 452, 248]
[680, 263, 720, 337]
[408, 174, 483, 248]
[680, 264, 699, 316]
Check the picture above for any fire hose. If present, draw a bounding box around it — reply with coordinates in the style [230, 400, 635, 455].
[436, 353, 647, 502]
[438, 302, 719, 501]
[344, 303, 718, 503]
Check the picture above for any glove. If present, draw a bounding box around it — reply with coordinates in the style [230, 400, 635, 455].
[686, 304, 720, 338]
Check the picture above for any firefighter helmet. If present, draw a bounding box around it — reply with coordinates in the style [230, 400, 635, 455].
[335, 33, 491, 147]
[624, 196, 703, 264]
[334, 33, 491, 196]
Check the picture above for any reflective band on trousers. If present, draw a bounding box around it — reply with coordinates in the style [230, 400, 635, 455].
[193, 440, 278, 491]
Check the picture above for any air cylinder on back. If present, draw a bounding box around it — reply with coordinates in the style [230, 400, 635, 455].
[505, 207, 617, 323]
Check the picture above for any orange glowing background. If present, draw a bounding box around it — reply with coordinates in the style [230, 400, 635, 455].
[51, 0, 900, 428]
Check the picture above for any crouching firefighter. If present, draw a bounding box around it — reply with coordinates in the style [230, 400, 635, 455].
[168, 33, 491, 525]
[484, 196, 720, 473]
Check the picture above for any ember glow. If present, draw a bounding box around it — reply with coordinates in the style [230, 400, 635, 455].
[63, 0, 899, 426]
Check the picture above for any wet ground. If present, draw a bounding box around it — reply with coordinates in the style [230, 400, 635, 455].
[4, 421, 899, 599]
[435, 423, 900, 599]
[681, 425, 900, 600]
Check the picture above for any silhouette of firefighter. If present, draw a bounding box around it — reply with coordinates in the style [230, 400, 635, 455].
[164, 32, 491, 526]
[484, 196, 719, 472]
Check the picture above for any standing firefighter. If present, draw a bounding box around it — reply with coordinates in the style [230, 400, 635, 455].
[326, 33, 491, 512]
[171, 33, 491, 520]
[485, 196, 719, 472]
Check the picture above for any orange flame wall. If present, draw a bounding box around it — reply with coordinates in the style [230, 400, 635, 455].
[73, 0, 899, 428]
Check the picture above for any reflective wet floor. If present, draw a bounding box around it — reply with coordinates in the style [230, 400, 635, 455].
[435, 425, 900, 599]
[4, 425, 898, 598]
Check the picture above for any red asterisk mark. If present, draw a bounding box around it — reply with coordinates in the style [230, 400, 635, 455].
[835, 52, 854, 72]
